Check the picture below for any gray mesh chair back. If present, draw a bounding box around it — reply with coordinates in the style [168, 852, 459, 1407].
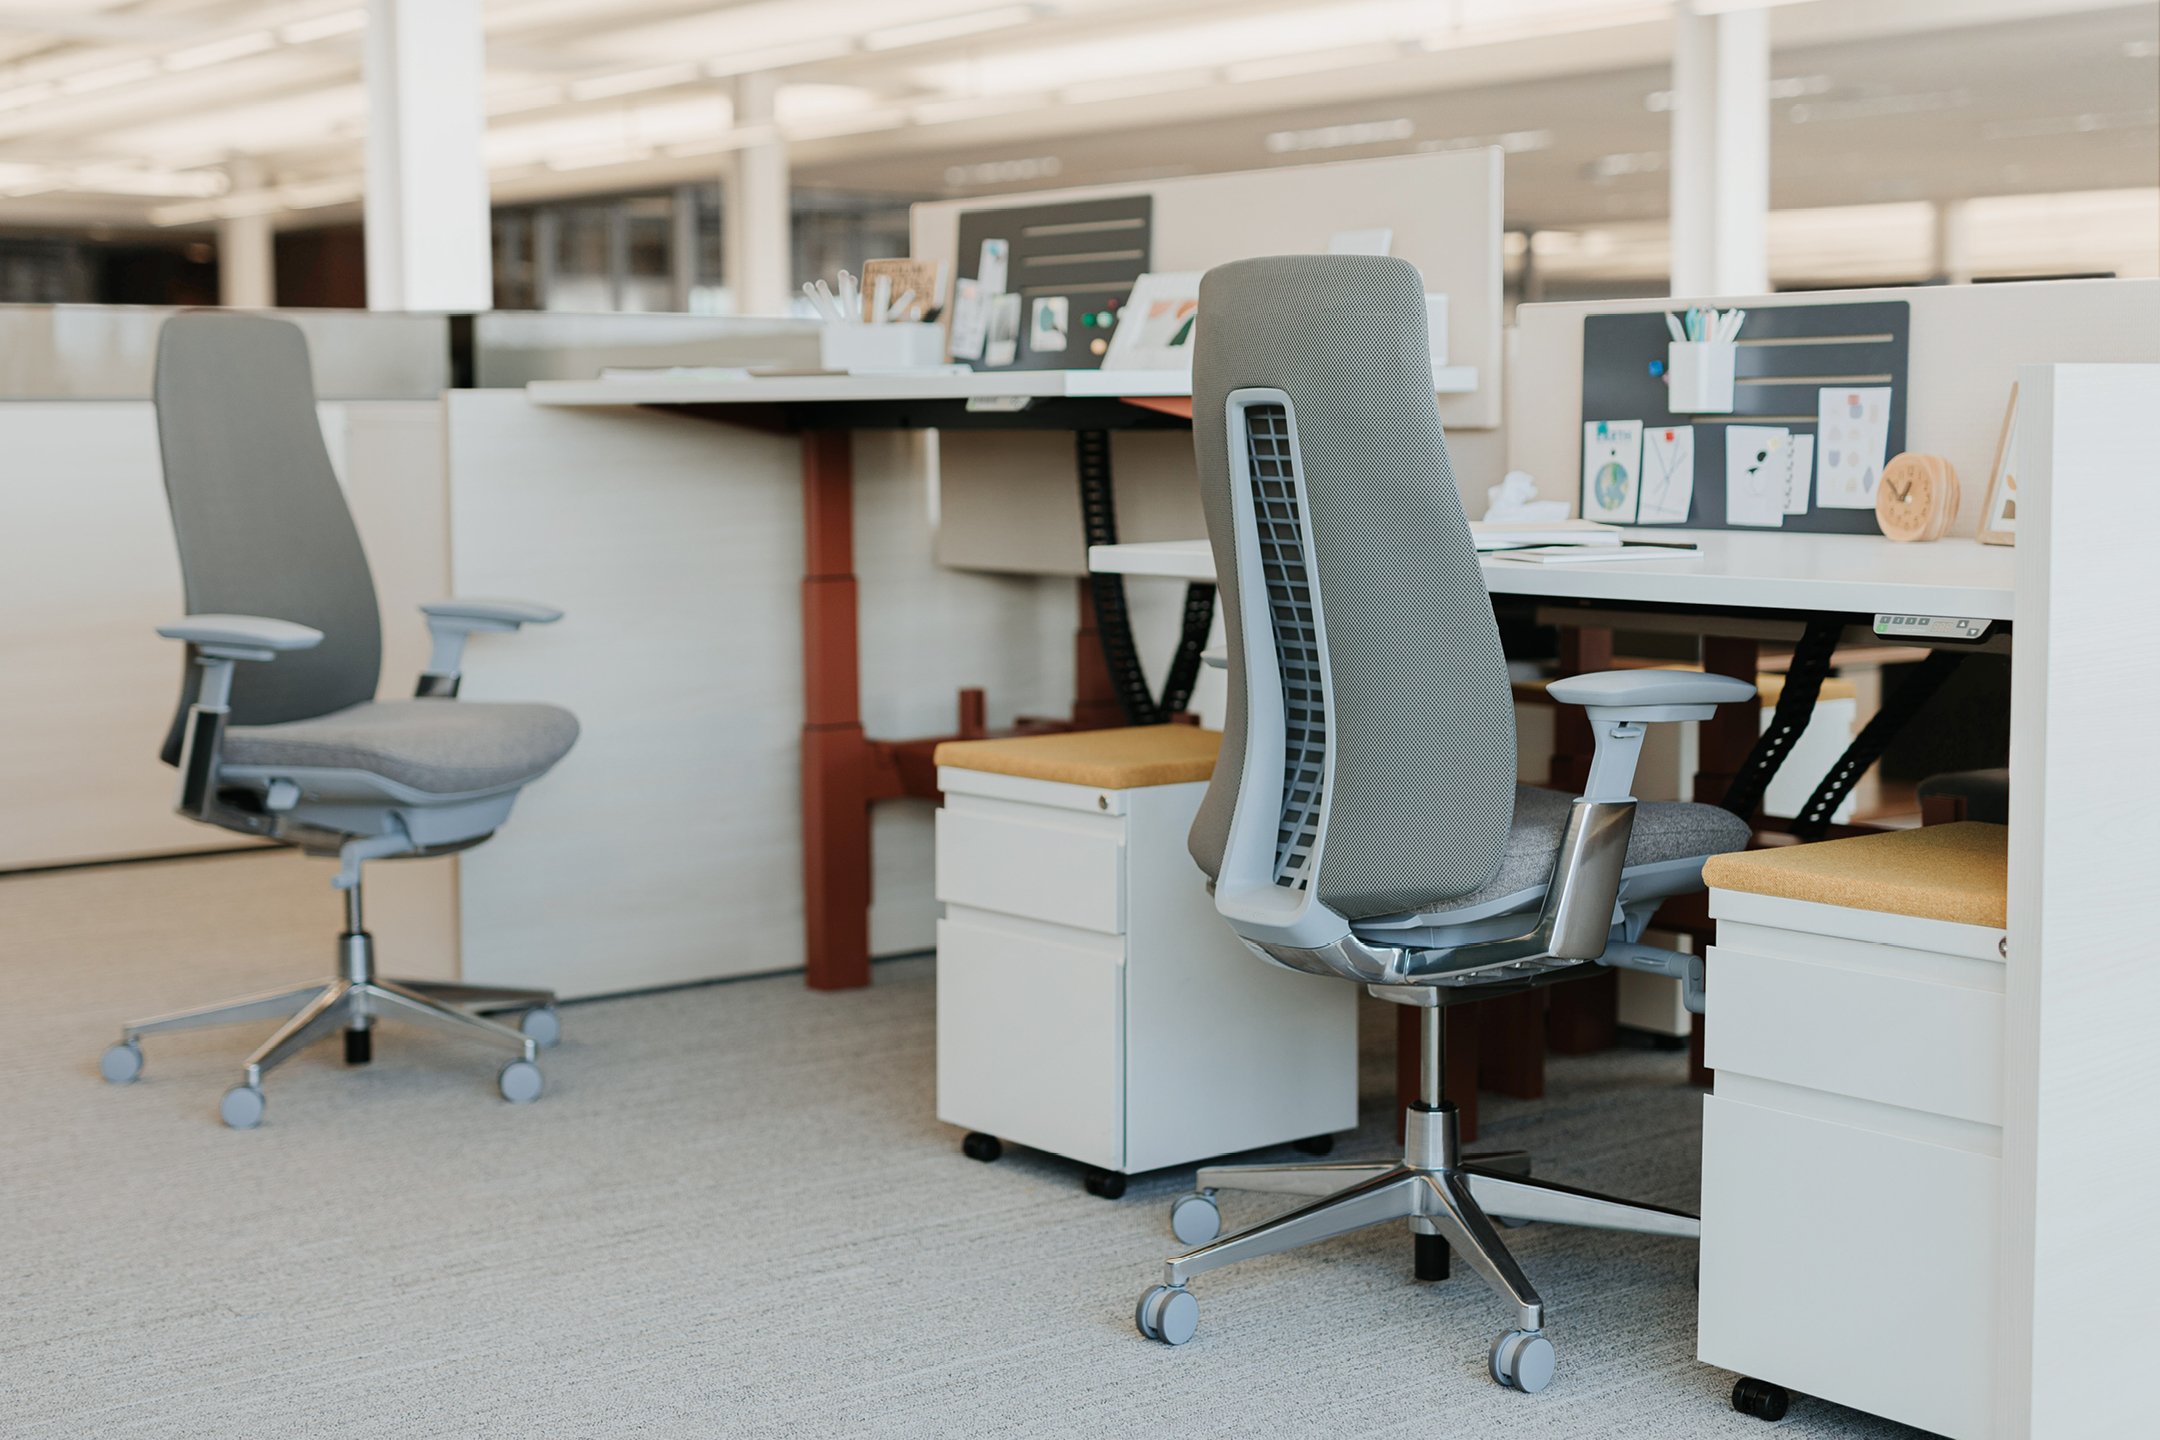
[1188, 255, 1516, 953]
[155, 312, 382, 764]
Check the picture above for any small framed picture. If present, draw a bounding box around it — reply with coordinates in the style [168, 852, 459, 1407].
[1978, 383, 2019, 546]
[1102, 271, 1201, 372]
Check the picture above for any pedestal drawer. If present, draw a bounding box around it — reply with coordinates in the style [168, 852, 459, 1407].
[934, 804, 1125, 935]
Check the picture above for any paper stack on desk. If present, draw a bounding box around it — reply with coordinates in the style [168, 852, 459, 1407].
[1469, 519, 1623, 551]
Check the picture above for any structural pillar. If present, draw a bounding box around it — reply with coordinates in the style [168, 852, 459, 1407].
[1933, 198, 1973, 284]
[363, 0, 492, 312]
[724, 73, 793, 316]
[1669, 1, 1769, 296]
[218, 160, 275, 309]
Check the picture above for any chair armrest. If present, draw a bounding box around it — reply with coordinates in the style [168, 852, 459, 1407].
[158, 615, 324, 663]
[1546, 669, 1756, 721]
[417, 598, 563, 696]
[1547, 669, 1757, 802]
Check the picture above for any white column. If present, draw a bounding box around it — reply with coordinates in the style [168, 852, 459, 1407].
[363, 0, 492, 312]
[218, 161, 275, 309]
[1933, 198, 1972, 284]
[1669, 1, 1769, 296]
[723, 73, 792, 316]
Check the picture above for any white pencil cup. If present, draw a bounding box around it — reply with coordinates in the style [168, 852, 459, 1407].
[1666, 339, 1737, 413]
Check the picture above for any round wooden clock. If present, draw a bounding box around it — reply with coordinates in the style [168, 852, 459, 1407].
[1876, 452, 1959, 542]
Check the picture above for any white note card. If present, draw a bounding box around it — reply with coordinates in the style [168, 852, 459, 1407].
[1815, 386, 1892, 509]
[976, 238, 1009, 296]
[1581, 419, 1644, 524]
[1725, 426, 1789, 527]
[1782, 434, 1815, 515]
[1638, 425, 1695, 524]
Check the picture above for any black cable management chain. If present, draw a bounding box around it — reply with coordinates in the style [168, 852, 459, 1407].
[1075, 429, 1216, 725]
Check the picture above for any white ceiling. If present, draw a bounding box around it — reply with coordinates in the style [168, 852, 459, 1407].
[0, 0, 2150, 238]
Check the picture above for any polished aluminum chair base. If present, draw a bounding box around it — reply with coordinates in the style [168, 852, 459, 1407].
[99, 878, 557, 1128]
[1136, 1003, 1699, 1392]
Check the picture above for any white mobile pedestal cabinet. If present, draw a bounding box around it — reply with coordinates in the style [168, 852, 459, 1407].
[1697, 823, 2009, 1437]
[933, 728, 1357, 1196]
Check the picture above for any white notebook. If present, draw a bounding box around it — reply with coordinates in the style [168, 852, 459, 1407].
[1486, 540, 1702, 565]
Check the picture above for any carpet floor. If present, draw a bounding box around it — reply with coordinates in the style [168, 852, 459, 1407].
[0, 851, 1928, 1439]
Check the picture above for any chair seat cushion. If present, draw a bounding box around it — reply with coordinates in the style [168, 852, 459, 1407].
[1419, 785, 1752, 913]
[224, 700, 580, 795]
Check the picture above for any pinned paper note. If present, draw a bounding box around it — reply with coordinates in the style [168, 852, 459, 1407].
[947, 279, 988, 361]
[1725, 426, 1789, 527]
[1029, 296, 1068, 353]
[976, 238, 1009, 296]
[1581, 420, 1643, 524]
[1782, 435, 1815, 515]
[984, 292, 1021, 367]
[1815, 386, 1892, 509]
[1638, 426, 1695, 524]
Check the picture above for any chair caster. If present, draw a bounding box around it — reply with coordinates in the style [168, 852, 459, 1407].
[100, 1041, 143, 1085]
[344, 1027, 372, 1065]
[1169, 1191, 1221, 1245]
[1731, 1377, 1790, 1421]
[1489, 1329, 1556, 1393]
[1292, 1133, 1335, 1156]
[1415, 1230, 1450, 1281]
[519, 1005, 562, 1049]
[220, 1084, 266, 1130]
[1083, 1168, 1127, 1199]
[1135, 1284, 1198, 1345]
[961, 1132, 1002, 1163]
[498, 1059, 544, 1104]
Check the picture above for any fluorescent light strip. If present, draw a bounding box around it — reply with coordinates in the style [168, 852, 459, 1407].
[280, 9, 367, 45]
[863, 5, 1039, 52]
[59, 59, 159, 95]
[704, 38, 853, 77]
[165, 31, 277, 73]
[568, 63, 701, 102]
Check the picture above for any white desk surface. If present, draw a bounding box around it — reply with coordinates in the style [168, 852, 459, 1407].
[1091, 531, 2017, 621]
[525, 365, 1477, 408]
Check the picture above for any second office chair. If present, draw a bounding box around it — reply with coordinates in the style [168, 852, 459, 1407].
[1133, 256, 1756, 1393]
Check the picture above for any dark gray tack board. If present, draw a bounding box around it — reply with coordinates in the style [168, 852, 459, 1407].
[1581, 300, 1910, 534]
[955, 194, 1151, 372]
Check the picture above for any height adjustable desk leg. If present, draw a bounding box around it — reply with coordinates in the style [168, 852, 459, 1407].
[801, 429, 873, 991]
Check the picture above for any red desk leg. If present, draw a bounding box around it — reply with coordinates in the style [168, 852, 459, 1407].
[800, 430, 873, 990]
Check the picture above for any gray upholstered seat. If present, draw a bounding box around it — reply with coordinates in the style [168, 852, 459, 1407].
[225, 700, 580, 795]
[1421, 786, 1751, 914]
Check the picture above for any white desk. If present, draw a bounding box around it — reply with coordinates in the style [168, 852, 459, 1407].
[1091, 531, 2017, 623]
[526, 365, 1479, 409]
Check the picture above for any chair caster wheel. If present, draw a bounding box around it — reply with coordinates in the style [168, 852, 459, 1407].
[1489, 1329, 1556, 1393]
[498, 1059, 544, 1104]
[1415, 1230, 1451, 1281]
[1169, 1192, 1221, 1245]
[1292, 1133, 1335, 1156]
[220, 1084, 266, 1130]
[1083, 1168, 1127, 1199]
[519, 1006, 561, 1049]
[1732, 1377, 1790, 1421]
[344, 1027, 372, 1065]
[1135, 1284, 1198, 1345]
[961, 1132, 1002, 1163]
[100, 1041, 143, 1085]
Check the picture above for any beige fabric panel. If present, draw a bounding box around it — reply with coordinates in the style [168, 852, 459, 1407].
[1704, 821, 2007, 928]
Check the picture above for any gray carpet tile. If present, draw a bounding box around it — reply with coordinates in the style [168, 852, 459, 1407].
[0, 851, 1930, 1439]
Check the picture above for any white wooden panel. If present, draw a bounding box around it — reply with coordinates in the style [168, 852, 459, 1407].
[1700, 1094, 1999, 1440]
[934, 804, 1125, 936]
[445, 392, 803, 996]
[1999, 364, 2160, 1436]
[935, 913, 1124, 1170]
[1119, 783, 1355, 1174]
[1707, 942, 2004, 1125]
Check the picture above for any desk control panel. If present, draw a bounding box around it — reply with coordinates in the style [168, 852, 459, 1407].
[1873, 613, 1994, 643]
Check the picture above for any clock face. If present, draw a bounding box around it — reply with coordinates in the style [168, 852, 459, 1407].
[1877, 453, 1959, 542]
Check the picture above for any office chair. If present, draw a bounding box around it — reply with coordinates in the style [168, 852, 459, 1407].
[1131, 257, 1756, 1393]
[96, 312, 580, 1129]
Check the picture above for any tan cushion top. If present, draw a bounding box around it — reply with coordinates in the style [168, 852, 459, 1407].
[935, 726, 1221, 789]
[1703, 822, 2007, 928]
